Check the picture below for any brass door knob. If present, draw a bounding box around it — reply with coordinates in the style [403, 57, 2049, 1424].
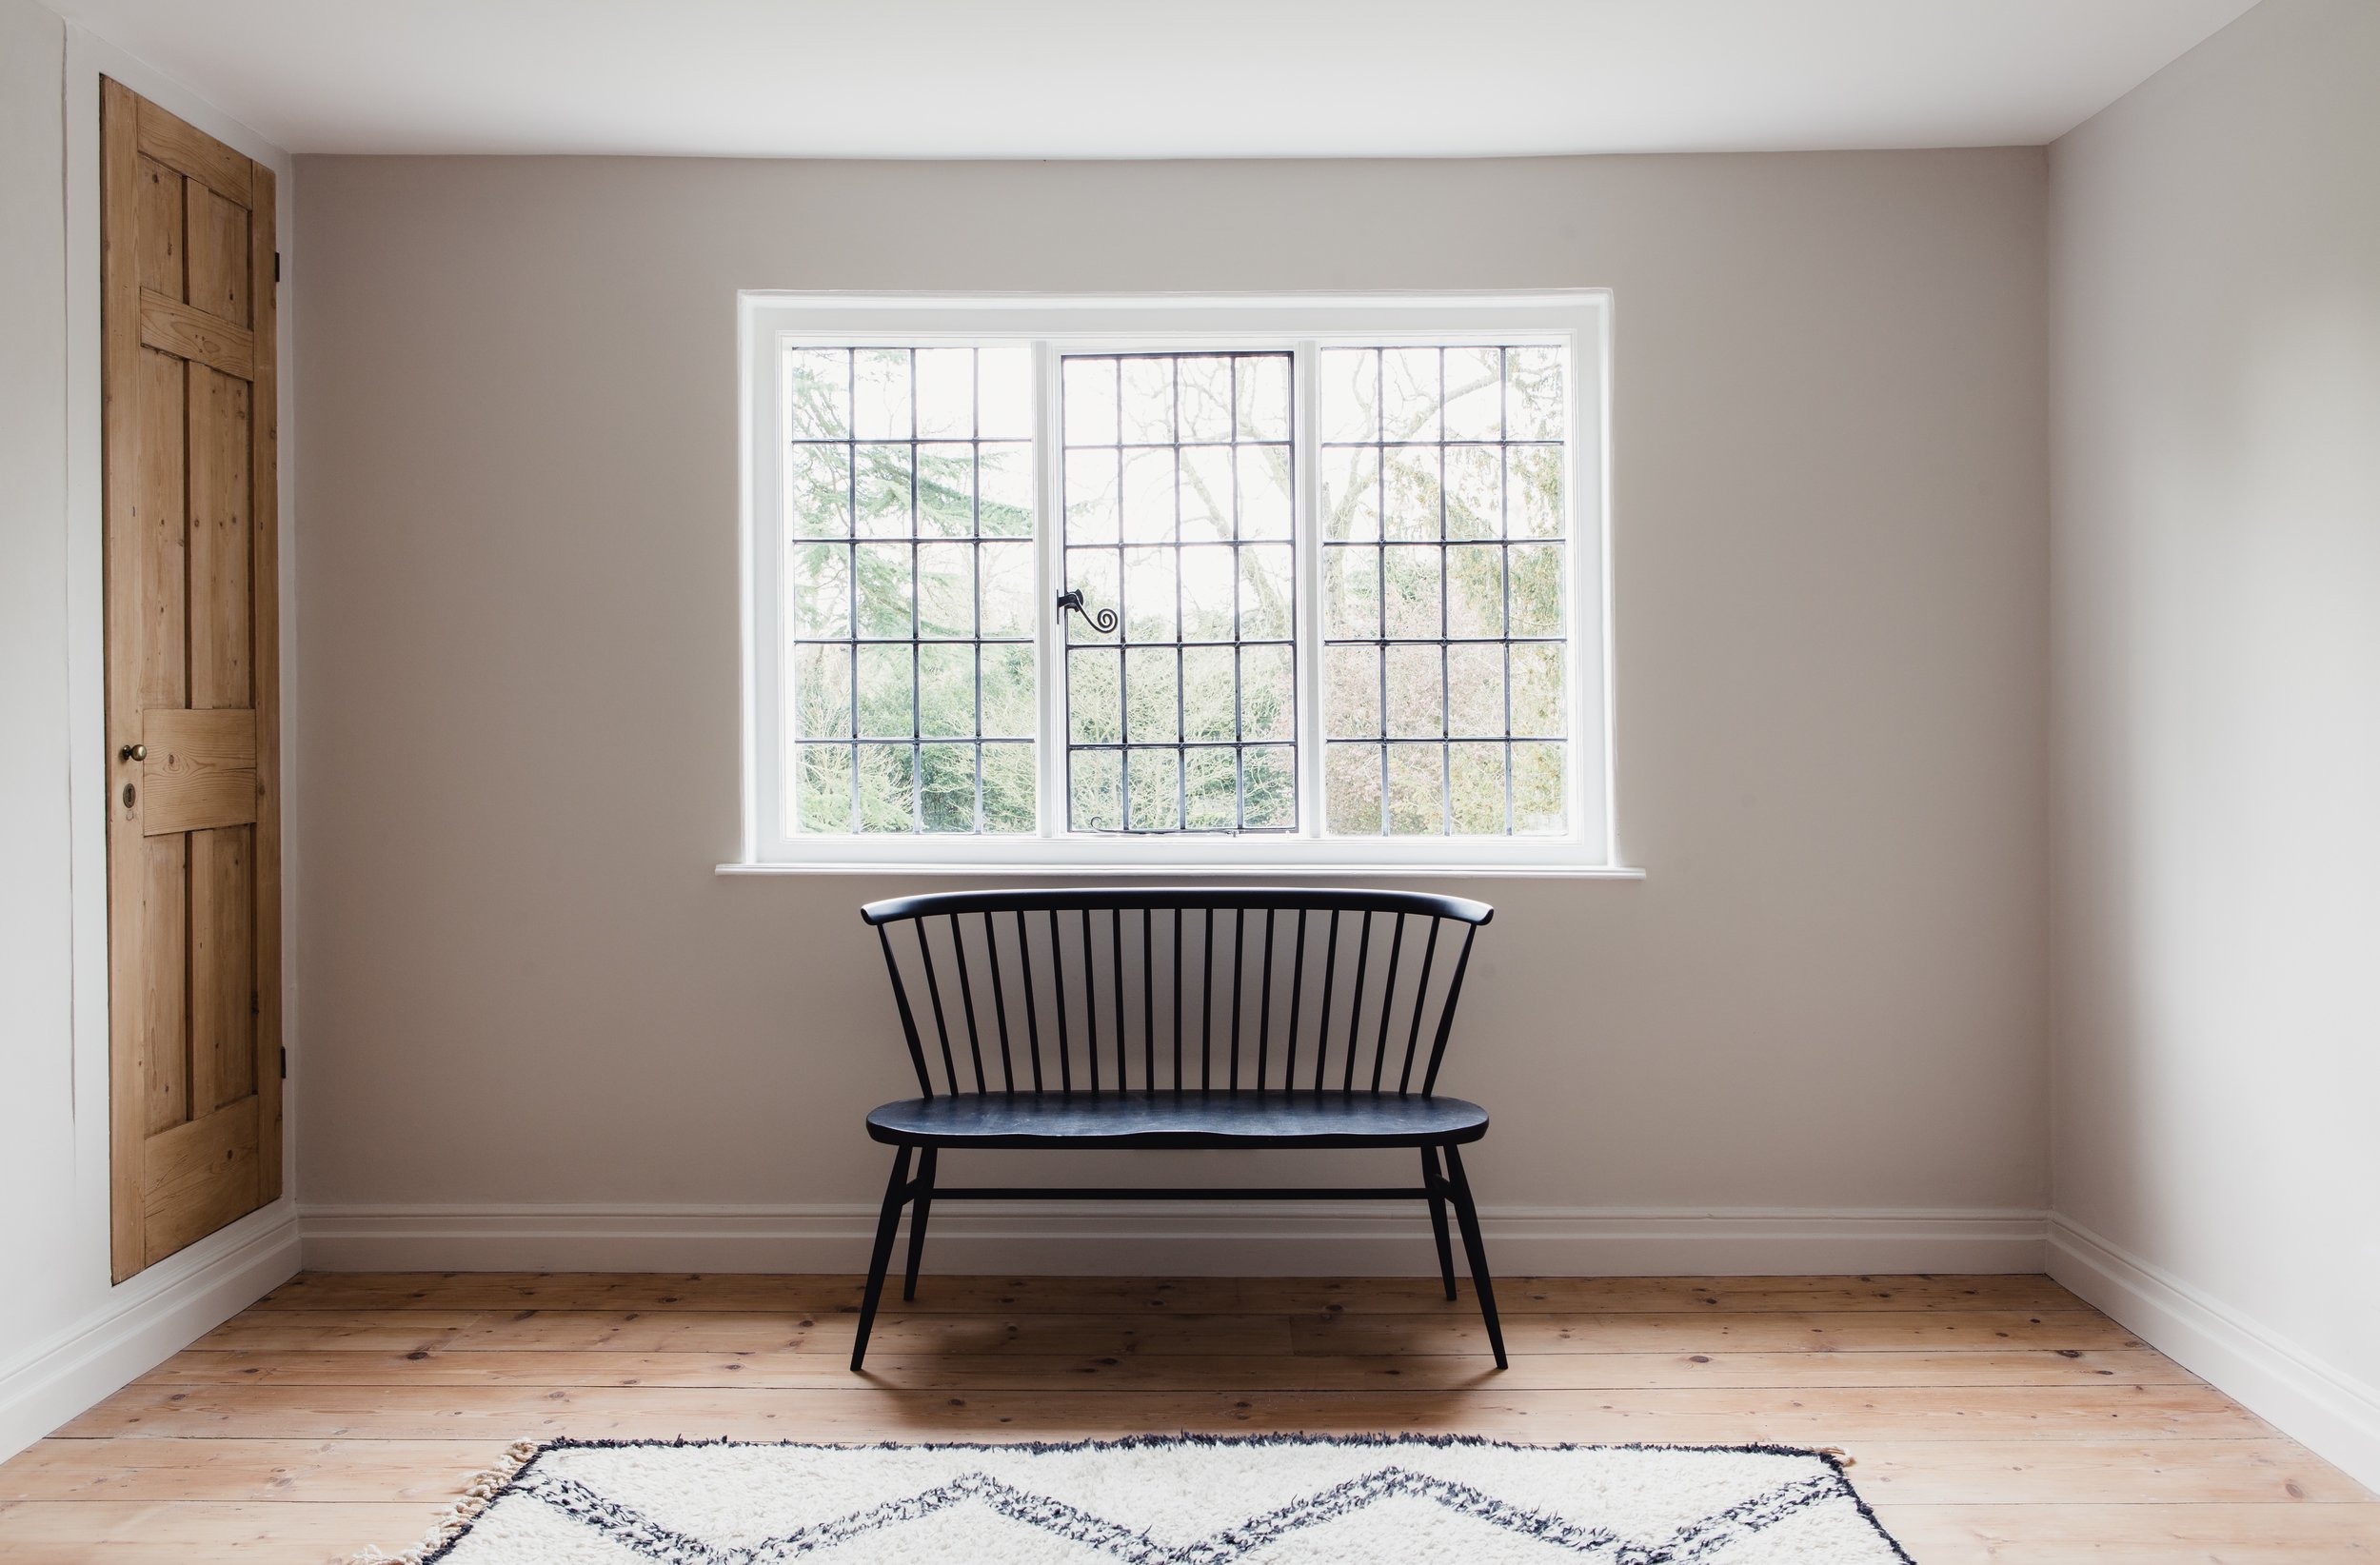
[119, 743, 146, 763]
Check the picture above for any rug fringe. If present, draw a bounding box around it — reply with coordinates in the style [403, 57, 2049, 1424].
[343, 1439, 545, 1565]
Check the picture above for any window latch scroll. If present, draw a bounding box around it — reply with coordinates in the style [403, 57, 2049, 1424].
[1055, 588, 1119, 637]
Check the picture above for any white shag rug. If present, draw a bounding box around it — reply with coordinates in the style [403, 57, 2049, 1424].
[387, 1434, 1912, 1564]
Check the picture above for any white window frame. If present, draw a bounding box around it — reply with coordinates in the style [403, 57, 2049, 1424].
[733, 291, 1618, 876]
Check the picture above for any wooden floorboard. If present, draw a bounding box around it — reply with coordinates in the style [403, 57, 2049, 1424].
[141, 1344, 2205, 1390]
[1, 1272, 2370, 1562]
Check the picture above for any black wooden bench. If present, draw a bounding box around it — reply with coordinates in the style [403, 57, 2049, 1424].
[851, 887, 1503, 1370]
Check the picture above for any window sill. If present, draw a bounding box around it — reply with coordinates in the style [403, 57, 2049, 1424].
[716, 860, 1646, 881]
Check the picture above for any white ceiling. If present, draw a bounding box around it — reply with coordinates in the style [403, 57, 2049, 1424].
[58, 0, 2259, 159]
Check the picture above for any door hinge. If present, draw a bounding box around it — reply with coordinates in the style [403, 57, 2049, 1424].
[279, 1046, 288, 1080]
[273, 250, 281, 283]
[251, 989, 261, 1016]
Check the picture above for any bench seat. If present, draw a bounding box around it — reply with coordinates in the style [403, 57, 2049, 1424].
[866, 1089, 1489, 1149]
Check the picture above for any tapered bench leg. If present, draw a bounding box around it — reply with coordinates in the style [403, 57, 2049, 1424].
[1421, 1146, 1458, 1301]
[851, 1144, 914, 1372]
[1443, 1143, 1507, 1370]
[902, 1146, 938, 1301]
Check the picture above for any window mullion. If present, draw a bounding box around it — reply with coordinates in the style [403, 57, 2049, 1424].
[1032, 340, 1065, 841]
[1291, 340, 1324, 839]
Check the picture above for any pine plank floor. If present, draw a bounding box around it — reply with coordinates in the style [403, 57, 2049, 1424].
[0, 1272, 2371, 1562]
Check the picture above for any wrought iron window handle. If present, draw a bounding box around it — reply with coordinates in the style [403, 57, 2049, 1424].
[1055, 588, 1118, 636]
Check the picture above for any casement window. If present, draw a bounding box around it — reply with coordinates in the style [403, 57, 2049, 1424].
[736, 294, 1613, 873]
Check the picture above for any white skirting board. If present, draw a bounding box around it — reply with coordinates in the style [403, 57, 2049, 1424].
[0, 1206, 301, 1464]
[2048, 1216, 2380, 1496]
[297, 1202, 2049, 1277]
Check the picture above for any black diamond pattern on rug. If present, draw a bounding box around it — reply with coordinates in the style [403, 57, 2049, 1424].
[510, 1463, 1854, 1563]
[413, 1435, 1914, 1565]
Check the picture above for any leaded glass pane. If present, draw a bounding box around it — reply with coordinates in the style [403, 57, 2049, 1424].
[1320, 344, 1568, 837]
[784, 346, 1037, 836]
[1059, 350, 1298, 833]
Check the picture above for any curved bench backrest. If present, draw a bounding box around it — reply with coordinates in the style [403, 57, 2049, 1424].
[861, 888, 1494, 1100]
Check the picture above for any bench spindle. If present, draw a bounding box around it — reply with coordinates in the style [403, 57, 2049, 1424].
[1016, 911, 1044, 1092]
[1371, 912, 1407, 1092]
[983, 912, 1015, 1095]
[1256, 908, 1277, 1090]
[1341, 911, 1372, 1092]
[1311, 910, 1339, 1092]
[1398, 918, 1442, 1093]
[1422, 923, 1479, 1097]
[949, 914, 986, 1094]
[1141, 909, 1156, 1091]
[1112, 907, 1128, 1092]
[876, 924, 932, 1098]
[1282, 909, 1309, 1091]
[1047, 910, 1073, 1094]
[1200, 907, 1217, 1090]
[915, 921, 958, 1095]
[1228, 908, 1245, 1095]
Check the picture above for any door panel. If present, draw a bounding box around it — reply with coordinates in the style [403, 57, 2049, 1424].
[188, 187, 249, 327]
[143, 1096, 261, 1262]
[140, 838, 188, 1138]
[134, 157, 179, 298]
[190, 366, 252, 703]
[193, 824, 258, 1111]
[103, 79, 280, 1280]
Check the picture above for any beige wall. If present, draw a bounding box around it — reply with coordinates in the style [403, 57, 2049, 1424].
[2050, 0, 2380, 1476]
[292, 149, 2051, 1258]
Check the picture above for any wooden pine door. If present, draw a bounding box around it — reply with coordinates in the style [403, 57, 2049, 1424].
[101, 79, 282, 1281]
